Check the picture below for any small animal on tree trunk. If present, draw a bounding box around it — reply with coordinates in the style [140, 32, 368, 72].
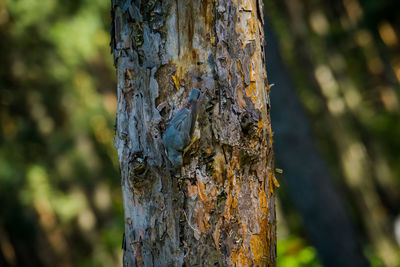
[162, 88, 200, 167]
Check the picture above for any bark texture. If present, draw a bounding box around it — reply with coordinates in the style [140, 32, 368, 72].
[111, 0, 276, 266]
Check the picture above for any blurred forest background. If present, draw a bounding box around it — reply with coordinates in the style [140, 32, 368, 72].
[0, 0, 399, 266]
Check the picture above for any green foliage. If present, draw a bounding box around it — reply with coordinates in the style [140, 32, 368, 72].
[0, 0, 122, 265]
[277, 237, 321, 267]
[267, 0, 400, 265]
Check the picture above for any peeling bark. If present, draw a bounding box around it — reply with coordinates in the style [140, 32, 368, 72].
[111, 0, 276, 266]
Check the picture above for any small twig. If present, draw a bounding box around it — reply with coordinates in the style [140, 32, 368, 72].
[183, 210, 200, 235]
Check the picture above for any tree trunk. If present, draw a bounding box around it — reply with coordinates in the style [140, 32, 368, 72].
[111, 0, 276, 266]
[263, 13, 369, 267]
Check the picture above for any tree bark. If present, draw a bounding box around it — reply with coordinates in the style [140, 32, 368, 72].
[111, 0, 276, 266]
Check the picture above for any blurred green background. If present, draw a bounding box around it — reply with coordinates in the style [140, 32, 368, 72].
[0, 0, 123, 266]
[0, 0, 399, 266]
[265, 0, 400, 266]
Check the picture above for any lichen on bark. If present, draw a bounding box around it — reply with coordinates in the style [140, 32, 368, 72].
[111, 0, 276, 266]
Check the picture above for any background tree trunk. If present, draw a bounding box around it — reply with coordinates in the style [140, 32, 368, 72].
[264, 0, 400, 265]
[263, 13, 369, 267]
[111, 0, 276, 266]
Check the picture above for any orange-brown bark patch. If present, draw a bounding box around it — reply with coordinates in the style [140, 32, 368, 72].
[213, 150, 226, 185]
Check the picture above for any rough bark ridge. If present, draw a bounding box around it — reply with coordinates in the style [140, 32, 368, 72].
[111, 0, 276, 266]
